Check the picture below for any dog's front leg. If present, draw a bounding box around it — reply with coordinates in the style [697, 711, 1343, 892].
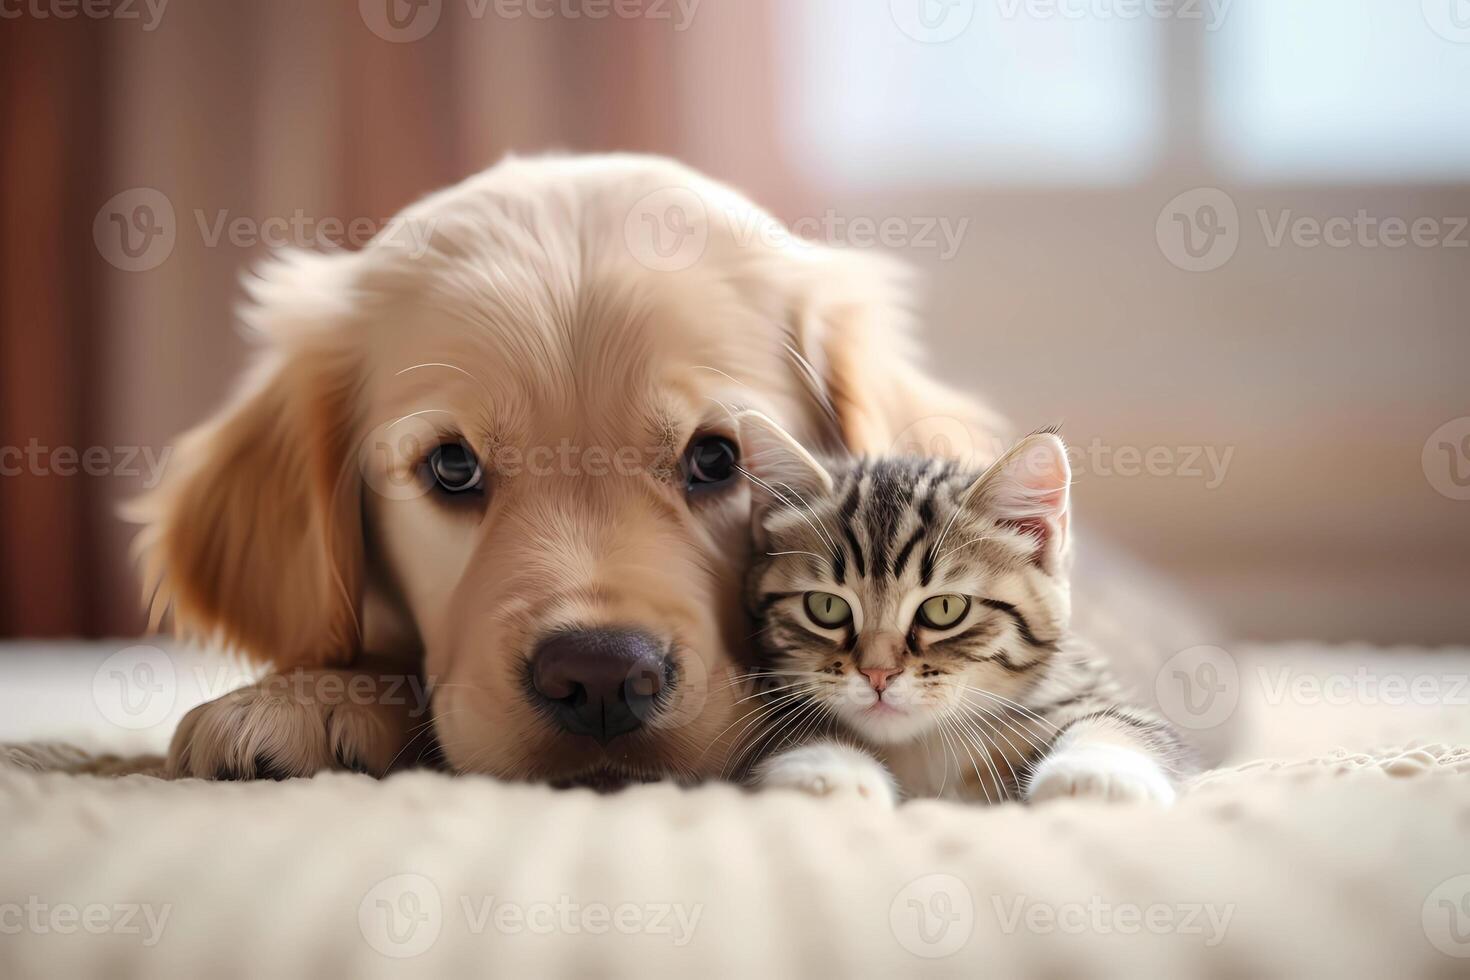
[167, 658, 428, 780]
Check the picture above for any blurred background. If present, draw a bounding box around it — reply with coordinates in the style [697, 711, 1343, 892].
[2, 0, 1467, 648]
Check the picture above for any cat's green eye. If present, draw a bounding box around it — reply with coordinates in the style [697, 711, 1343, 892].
[917, 594, 970, 630]
[804, 592, 852, 628]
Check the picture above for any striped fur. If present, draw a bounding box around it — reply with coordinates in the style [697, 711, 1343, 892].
[739, 436, 1193, 804]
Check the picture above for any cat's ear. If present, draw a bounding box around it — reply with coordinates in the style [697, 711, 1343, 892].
[735, 411, 834, 545]
[736, 411, 834, 497]
[965, 430, 1071, 567]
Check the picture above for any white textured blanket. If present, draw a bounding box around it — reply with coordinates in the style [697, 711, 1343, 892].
[3, 644, 1470, 979]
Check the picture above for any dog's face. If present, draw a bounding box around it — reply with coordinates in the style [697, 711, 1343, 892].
[137, 155, 994, 786]
[357, 187, 820, 784]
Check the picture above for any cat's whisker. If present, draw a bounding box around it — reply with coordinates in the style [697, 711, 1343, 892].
[940, 712, 996, 802]
[960, 697, 1052, 757]
[718, 708, 786, 779]
[765, 550, 827, 563]
[710, 687, 814, 753]
[710, 669, 814, 697]
[699, 695, 808, 773]
[935, 533, 1000, 563]
[945, 709, 1006, 802]
[770, 479, 844, 556]
[726, 697, 822, 780]
[744, 696, 826, 770]
[961, 707, 1047, 765]
[934, 714, 981, 805]
[785, 700, 832, 763]
[956, 691, 1050, 746]
[728, 680, 817, 707]
[950, 705, 1020, 798]
[963, 687, 1063, 733]
[736, 465, 841, 560]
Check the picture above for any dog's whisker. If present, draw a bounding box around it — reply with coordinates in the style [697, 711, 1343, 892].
[394, 361, 493, 395]
[388, 408, 456, 430]
[691, 365, 750, 390]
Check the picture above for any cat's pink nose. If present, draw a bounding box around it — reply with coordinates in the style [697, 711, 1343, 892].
[861, 666, 902, 693]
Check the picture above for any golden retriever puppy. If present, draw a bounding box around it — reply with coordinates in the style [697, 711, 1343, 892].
[134, 154, 1000, 786]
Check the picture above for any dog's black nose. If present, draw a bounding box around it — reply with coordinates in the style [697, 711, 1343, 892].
[529, 629, 672, 743]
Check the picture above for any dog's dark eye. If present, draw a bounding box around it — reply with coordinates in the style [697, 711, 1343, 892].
[428, 443, 483, 494]
[684, 435, 738, 489]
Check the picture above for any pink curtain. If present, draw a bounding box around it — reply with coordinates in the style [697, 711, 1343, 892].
[0, 0, 781, 638]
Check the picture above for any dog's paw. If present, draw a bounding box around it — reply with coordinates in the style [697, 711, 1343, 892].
[1025, 744, 1177, 806]
[167, 670, 419, 780]
[756, 742, 897, 807]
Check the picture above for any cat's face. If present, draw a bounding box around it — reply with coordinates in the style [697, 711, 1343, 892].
[740, 413, 1072, 747]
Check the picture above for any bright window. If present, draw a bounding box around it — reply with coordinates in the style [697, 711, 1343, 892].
[778, 0, 1163, 186]
[1206, 0, 1470, 180]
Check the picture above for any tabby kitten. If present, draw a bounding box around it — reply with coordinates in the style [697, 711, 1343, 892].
[734, 411, 1190, 807]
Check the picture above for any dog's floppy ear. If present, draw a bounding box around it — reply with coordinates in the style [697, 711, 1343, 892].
[787, 249, 1008, 465]
[128, 251, 365, 670]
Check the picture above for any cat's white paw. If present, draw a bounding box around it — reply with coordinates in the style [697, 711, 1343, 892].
[1025, 744, 1177, 806]
[757, 742, 897, 807]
